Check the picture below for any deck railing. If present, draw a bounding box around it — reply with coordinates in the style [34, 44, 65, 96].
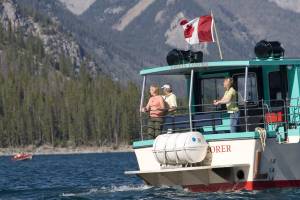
[140, 97, 300, 139]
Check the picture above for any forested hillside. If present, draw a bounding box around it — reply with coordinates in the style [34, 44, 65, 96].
[0, 21, 140, 148]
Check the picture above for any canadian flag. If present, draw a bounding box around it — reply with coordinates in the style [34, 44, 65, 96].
[180, 15, 215, 45]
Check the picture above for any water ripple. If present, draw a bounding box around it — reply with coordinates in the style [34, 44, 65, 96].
[0, 153, 300, 199]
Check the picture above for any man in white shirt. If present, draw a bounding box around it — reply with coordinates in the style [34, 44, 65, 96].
[161, 84, 177, 113]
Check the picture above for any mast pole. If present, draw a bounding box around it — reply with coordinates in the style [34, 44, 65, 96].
[244, 66, 249, 132]
[211, 10, 223, 60]
[189, 69, 194, 132]
[139, 76, 146, 140]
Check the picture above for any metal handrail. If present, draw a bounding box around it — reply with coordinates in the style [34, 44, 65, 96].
[140, 97, 300, 138]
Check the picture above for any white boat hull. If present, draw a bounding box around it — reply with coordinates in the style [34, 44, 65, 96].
[126, 137, 300, 192]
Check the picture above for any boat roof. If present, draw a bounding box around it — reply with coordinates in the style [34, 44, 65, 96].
[140, 58, 300, 76]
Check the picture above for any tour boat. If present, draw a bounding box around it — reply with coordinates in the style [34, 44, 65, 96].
[125, 43, 300, 192]
[12, 153, 33, 161]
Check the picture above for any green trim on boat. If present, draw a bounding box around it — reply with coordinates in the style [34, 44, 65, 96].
[132, 131, 278, 149]
[204, 131, 276, 141]
[133, 140, 154, 149]
[140, 59, 300, 76]
[287, 128, 300, 136]
[140, 60, 249, 75]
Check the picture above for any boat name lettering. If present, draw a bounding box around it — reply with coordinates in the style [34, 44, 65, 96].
[209, 145, 231, 153]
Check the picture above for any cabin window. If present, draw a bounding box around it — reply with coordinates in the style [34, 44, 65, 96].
[201, 78, 224, 111]
[269, 71, 283, 107]
[234, 73, 258, 105]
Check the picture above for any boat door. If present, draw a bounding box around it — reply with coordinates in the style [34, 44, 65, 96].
[262, 65, 289, 132]
[232, 68, 264, 131]
[265, 66, 289, 106]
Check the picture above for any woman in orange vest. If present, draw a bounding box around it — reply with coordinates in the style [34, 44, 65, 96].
[142, 85, 165, 138]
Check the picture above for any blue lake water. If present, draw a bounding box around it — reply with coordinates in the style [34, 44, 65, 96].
[0, 152, 300, 199]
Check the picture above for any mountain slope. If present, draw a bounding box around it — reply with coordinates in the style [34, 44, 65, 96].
[14, 0, 300, 84]
[1, 0, 100, 74]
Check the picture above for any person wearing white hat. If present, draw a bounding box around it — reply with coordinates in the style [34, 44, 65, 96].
[162, 84, 177, 113]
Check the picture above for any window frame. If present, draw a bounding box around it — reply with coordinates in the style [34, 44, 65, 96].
[233, 72, 259, 106]
[200, 77, 226, 111]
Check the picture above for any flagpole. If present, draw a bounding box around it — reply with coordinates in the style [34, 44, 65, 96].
[211, 10, 223, 60]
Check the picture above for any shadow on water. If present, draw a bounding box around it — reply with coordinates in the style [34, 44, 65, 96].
[0, 152, 300, 199]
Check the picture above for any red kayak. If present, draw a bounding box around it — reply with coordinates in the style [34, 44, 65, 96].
[12, 153, 33, 161]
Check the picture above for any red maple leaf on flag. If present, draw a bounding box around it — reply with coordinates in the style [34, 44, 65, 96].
[184, 24, 194, 38]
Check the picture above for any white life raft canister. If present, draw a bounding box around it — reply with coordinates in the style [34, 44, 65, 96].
[152, 131, 208, 165]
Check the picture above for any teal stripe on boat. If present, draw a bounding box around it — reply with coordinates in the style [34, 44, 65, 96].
[132, 131, 278, 149]
[139, 59, 300, 76]
[204, 131, 275, 140]
[133, 140, 154, 149]
[287, 128, 300, 136]
[139, 61, 250, 75]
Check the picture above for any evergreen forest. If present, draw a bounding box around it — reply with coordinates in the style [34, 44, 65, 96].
[0, 22, 140, 148]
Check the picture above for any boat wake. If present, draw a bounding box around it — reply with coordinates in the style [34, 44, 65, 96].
[105, 184, 152, 192]
[61, 184, 152, 197]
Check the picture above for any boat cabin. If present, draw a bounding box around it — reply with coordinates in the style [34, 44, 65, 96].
[138, 58, 300, 143]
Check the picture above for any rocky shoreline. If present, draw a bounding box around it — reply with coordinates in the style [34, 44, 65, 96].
[0, 145, 133, 156]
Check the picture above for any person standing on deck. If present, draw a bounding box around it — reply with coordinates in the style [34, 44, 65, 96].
[213, 78, 240, 133]
[162, 84, 177, 113]
[141, 85, 165, 138]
